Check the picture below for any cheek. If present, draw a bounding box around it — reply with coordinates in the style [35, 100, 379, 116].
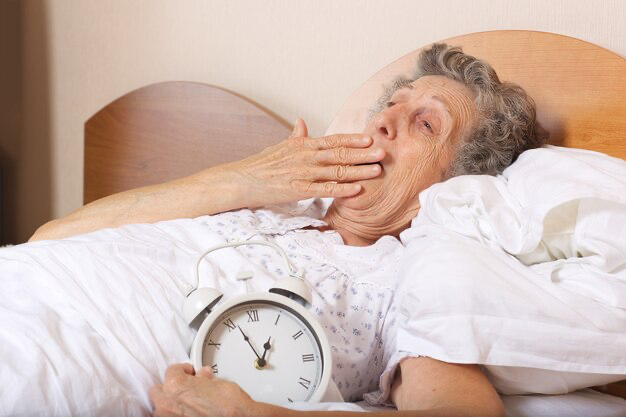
[393, 143, 451, 192]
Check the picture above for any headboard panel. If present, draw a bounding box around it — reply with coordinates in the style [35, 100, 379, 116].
[326, 30, 626, 161]
[84, 82, 290, 204]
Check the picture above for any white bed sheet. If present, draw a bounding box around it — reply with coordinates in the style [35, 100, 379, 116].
[286, 389, 626, 417]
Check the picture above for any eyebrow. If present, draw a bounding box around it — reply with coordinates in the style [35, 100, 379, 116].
[396, 85, 451, 113]
[392, 85, 453, 126]
[392, 84, 414, 97]
[431, 95, 451, 116]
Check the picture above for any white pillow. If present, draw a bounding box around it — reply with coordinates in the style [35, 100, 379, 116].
[388, 146, 626, 395]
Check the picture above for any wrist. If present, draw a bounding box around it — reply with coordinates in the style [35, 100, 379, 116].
[193, 163, 250, 212]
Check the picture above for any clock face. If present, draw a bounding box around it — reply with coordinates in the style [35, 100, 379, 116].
[201, 300, 324, 404]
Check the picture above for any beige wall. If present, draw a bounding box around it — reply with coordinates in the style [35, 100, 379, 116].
[5, 0, 626, 243]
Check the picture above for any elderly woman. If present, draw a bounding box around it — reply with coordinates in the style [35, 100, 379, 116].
[24, 44, 547, 417]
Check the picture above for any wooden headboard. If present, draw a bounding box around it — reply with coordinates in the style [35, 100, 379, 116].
[84, 82, 290, 204]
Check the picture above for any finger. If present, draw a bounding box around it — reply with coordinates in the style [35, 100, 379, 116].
[181, 363, 195, 376]
[316, 163, 382, 182]
[289, 118, 308, 138]
[197, 366, 216, 379]
[296, 118, 308, 138]
[163, 364, 193, 392]
[316, 147, 385, 166]
[309, 134, 372, 150]
[164, 363, 194, 381]
[292, 180, 362, 199]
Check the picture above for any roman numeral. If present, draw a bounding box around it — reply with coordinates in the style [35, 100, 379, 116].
[207, 339, 221, 350]
[246, 310, 259, 322]
[292, 330, 303, 340]
[211, 364, 218, 374]
[274, 315, 280, 325]
[223, 318, 236, 331]
[298, 377, 311, 389]
[302, 354, 314, 362]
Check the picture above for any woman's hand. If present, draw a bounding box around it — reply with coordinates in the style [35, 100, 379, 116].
[149, 363, 258, 417]
[226, 119, 384, 208]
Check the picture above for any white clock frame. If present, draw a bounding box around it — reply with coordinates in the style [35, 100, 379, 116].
[182, 240, 343, 404]
[189, 291, 338, 404]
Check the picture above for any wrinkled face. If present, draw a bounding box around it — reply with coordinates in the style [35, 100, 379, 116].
[334, 75, 477, 236]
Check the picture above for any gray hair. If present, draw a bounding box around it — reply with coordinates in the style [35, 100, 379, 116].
[372, 43, 550, 177]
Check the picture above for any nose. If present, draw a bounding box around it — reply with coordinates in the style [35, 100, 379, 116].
[373, 109, 397, 141]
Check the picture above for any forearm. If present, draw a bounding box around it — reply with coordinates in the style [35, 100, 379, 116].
[30, 164, 246, 241]
[388, 359, 504, 417]
[29, 128, 381, 242]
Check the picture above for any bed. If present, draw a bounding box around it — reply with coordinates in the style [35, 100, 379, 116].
[2, 30, 625, 416]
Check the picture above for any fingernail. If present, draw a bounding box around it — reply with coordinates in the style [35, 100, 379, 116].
[360, 137, 371, 144]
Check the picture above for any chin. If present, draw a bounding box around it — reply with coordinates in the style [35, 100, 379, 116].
[338, 177, 385, 210]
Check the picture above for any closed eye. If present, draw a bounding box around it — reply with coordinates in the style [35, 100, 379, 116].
[386, 101, 396, 108]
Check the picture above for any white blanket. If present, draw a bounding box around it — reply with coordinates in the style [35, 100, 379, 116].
[396, 146, 626, 395]
[0, 220, 247, 416]
[286, 390, 626, 417]
[1, 146, 625, 416]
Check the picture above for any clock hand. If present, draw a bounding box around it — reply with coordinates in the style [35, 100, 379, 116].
[237, 325, 264, 365]
[260, 336, 272, 363]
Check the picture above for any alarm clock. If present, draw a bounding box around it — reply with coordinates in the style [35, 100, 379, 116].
[183, 240, 343, 405]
